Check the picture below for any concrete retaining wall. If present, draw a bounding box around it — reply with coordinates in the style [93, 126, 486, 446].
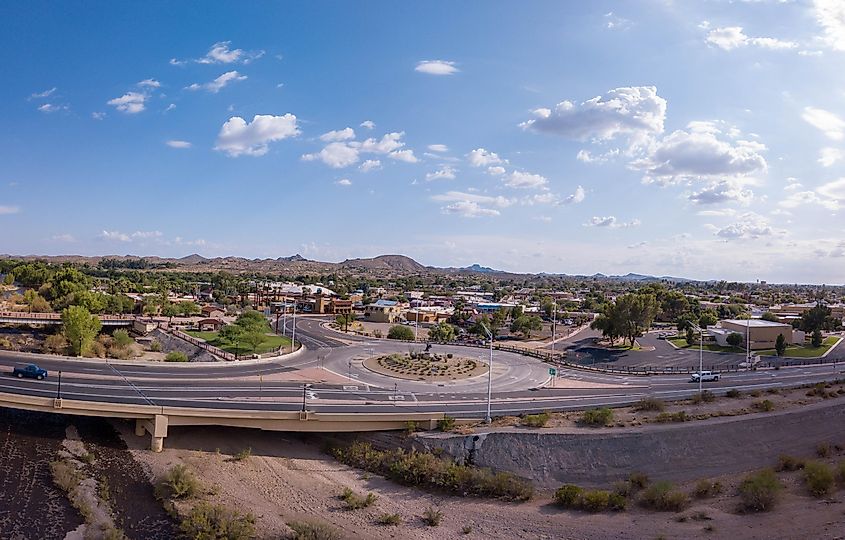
[149, 328, 218, 363]
[415, 400, 845, 488]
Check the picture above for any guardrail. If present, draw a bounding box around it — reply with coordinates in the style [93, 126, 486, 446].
[0, 311, 135, 324]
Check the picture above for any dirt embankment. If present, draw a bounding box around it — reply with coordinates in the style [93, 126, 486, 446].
[415, 399, 845, 488]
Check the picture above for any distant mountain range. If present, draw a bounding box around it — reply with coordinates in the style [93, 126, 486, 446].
[0, 252, 701, 282]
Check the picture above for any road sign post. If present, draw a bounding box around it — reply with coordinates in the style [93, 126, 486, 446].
[548, 367, 556, 387]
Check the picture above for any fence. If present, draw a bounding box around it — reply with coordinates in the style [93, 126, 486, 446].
[170, 329, 290, 361]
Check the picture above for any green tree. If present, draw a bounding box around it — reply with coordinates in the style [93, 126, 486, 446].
[685, 327, 696, 346]
[427, 322, 456, 343]
[775, 333, 786, 356]
[179, 301, 201, 317]
[112, 328, 133, 349]
[23, 289, 51, 313]
[699, 311, 718, 327]
[801, 304, 841, 333]
[387, 325, 414, 340]
[726, 332, 743, 348]
[162, 303, 180, 323]
[761, 311, 780, 323]
[336, 313, 356, 332]
[2, 273, 14, 286]
[811, 329, 823, 347]
[62, 306, 102, 356]
[240, 330, 266, 354]
[510, 315, 543, 338]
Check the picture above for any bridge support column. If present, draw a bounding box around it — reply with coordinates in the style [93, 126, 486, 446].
[134, 418, 146, 437]
[138, 415, 169, 452]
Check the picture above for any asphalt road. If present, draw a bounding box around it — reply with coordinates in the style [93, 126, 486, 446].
[0, 317, 842, 418]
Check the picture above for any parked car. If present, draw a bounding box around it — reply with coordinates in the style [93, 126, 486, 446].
[12, 364, 48, 380]
[690, 370, 720, 382]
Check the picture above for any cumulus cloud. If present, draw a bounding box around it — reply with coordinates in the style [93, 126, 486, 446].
[215, 114, 300, 157]
[302, 132, 415, 168]
[138, 78, 161, 88]
[415, 60, 459, 75]
[37, 103, 67, 113]
[688, 180, 754, 205]
[388, 149, 418, 163]
[360, 120, 375, 130]
[715, 212, 780, 240]
[335, 178, 352, 186]
[520, 86, 667, 152]
[51, 234, 75, 242]
[467, 148, 505, 167]
[99, 230, 162, 242]
[29, 87, 56, 99]
[107, 92, 147, 114]
[705, 26, 797, 50]
[320, 127, 356, 142]
[194, 41, 264, 64]
[425, 166, 457, 181]
[441, 201, 499, 217]
[431, 191, 513, 216]
[91, 112, 106, 120]
[427, 144, 448, 153]
[803, 107, 845, 140]
[584, 216, 640, 228]
[813, 0, 845, 51]
[817, 177, 845, 200]
[632, 122, 767, 185]
[486, 166, 506, 176]
[779, 190, 840, 210]
[186, 71, 247, 93]
[359, 159, 382, 172]
[563, 185, 586, 204]
[166, 140, 192, 149]
[504, 170, 548, 189]
[819, 147, 843, 167]
[302, 142, 359, 168]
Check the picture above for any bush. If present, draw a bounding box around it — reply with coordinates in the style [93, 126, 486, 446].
[816, 443, 831, 458]
[579, 489, 612, 512]
[339, 487, 378, 510]
[725, 389, 742, 398]
[554, 484, 583, 507]
[437, 415, 456, 431]
[638, 481, 689, 512]
[775, 455, 805, 472]
[159, 464, 199, 499]
[331, 442, 533, 501]
[693, 479, 723, 499]
[753, 400, 774, 412]
[634, 397, 665, 412]
[422, 506, 443, 527]
[803, 461, 835, 497]
[149, 340, 162, 352]
[738, 470, 781, 512]
[375, 513, 402, 526]
[165, 351, 189, 362]
[112, 328, 133, 348]
[287, 520, 340, 540]
[387, 325, 415, 341]
[180, 503, 256, 540]
[43, 333, 69, 355]
[228, 447, 252, 462]
[554, 484, 625, 513]
[691, 390, 716, 404]
[579, 408, 613, 426]
[50, 460, 81, 493]
[628, 472, 650, 489]
[655, 411, 688, 423]
[521, 412, 551, 427]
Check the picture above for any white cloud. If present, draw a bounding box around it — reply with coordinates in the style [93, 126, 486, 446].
[37, 103, 66, 113]
[336, 178, 352, 186]
[320, 127, 356, 142]
[425, 166, 457, 181]
[604, 11, 632, 30]
[186, 70, 247, 93]
[697, 208, 737, 217]
[817, 177, 845, 200]
[563, 185, 586, 204]
[705, 26, 797, 50]
[585, 216, 640, 228]
[813, 0, 845, 51]
[441, 201, 499, 217]
[521, 86, 667, 153]
[51, 234, 75, 242]
[107, 92, 147, 114]
[0, 205, 20, 215]
[303, 142, 360, 168]
[467, 148, 505, 167]
[303, 132, 413, 168]
[415, 60, 459, 75]
[359, 159, 382, 172]
[505, 170, 548, 189]
[99, 230, 131, 242]
[576, 149, 619, 163]
[633, 123, 767, 185]
[431, 191, 513, 208]
[388, 149, 418, 163]
[360, 120, 375, 130]
[358, 132, 405, 154]
[427, 144, 449, 152]
[803, 107, 845, 140]
[130, 230, 163, 239]
[30, 87, 56, 99]
[715, 212, 779, 240]
[486, 166, 506, 176]
[819, 147, 843, 167]
[166, 140, 192, 149]
[165, 103, 176, 112]
[91, 112, 106, 120]
[688, 180, 754, 205]
[138, 78, 161, 88]
[196, 41, 264, 64]
[779, 190, 840, 210]
[215, 114, 300, 157]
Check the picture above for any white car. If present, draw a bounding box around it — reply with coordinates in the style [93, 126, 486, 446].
[690, 371, 720, 382]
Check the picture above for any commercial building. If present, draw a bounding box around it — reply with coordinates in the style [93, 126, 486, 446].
[364, 299, 403, 323]
[708, 319, 802, 350]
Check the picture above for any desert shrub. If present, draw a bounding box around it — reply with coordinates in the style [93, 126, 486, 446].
[437, 415, 456, 431]
[149, 340, 162, 352]
[387, 325, 414, 340]
[753, 400, 774, 412]
[43, 333, 69, 354]
[554, 485, 624, 512]
[725, 389, 742, 398]
[339, 487, 377, 510]
[287, 519, 340, 540]
[165, 351, 188, 362]
[158, 464, 199, 500]
[690, 390, 716, 404]
[693, 479, 723, 499]
[579, 489, 612, 512]
[461, 525, 473, 534]
[228, 447, 252, 462]
[816, 443, 831, 458]
[749, 390, 762, 397]
[331, 442, 533, 501]
[180, 503, 255, 540]
[738, 469, 781, 512]
[421, 506, 443, 527]
[578, 408, 613, 426]
[112, 328, 133, 348]
[803, 461, 835, 497]
[639, 481, 690, 512]
[628, 472, 650, 489]
[375, 513, 402, 526]
[554, 484, 583, 507]
[521, 412, 551, 427]
[50, 460, 81, 493]
[0, 337, 12, 350]
[775, 455, 805, 472]
[655, 411, 688, 423]
[88, 340, 107, 358]
[634, 397, 665, 412]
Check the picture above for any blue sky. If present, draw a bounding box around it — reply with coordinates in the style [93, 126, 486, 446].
[1, 0, 844, 283]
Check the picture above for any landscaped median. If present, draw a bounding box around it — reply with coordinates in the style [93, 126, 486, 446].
[184, 330, 291, 356]
[670, 335, 840, 358]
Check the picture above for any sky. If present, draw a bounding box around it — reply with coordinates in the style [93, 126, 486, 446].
[1, 0, 844, 284]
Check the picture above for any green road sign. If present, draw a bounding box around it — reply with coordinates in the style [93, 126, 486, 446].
[548, 367, 557, 376]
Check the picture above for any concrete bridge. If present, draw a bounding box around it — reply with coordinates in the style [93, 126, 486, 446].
[0, 391, 449, 452]
[0, 311, 135, 327]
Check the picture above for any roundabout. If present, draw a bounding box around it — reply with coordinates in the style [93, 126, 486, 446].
[362, 351, 488, 382]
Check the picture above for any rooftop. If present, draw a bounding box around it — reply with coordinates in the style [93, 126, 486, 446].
[723, 319, 791, 328]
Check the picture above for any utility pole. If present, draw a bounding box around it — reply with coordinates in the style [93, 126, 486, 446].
[551, 300, 557, 360]
[301, 383, 311, 412]
[56, 370, 62, 400]
[292, 301, 297, 351]
[479, 322, 494, 424]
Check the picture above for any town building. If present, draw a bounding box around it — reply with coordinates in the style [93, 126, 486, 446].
[708, 319, 802, 350]
[364, 299, 403, 323]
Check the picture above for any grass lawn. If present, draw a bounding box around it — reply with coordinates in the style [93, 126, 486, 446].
[668, 338, 743, 353]
[185, 330, 292, 355]
[757, 336, 839, 358]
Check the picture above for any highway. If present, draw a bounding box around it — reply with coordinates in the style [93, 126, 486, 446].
[0, 317, 843, 418]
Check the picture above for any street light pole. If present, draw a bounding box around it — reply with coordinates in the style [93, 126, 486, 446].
[479, 322, 494, 424]
[551, 301, 557, 360]
[56, 370, 62, 400]
[292, 301, 297, 351]
[414, 309, 419, 342]
[301, 383, 311, 412]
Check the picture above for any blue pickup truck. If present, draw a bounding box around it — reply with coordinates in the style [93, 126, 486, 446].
[12, 364, 48, 380]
